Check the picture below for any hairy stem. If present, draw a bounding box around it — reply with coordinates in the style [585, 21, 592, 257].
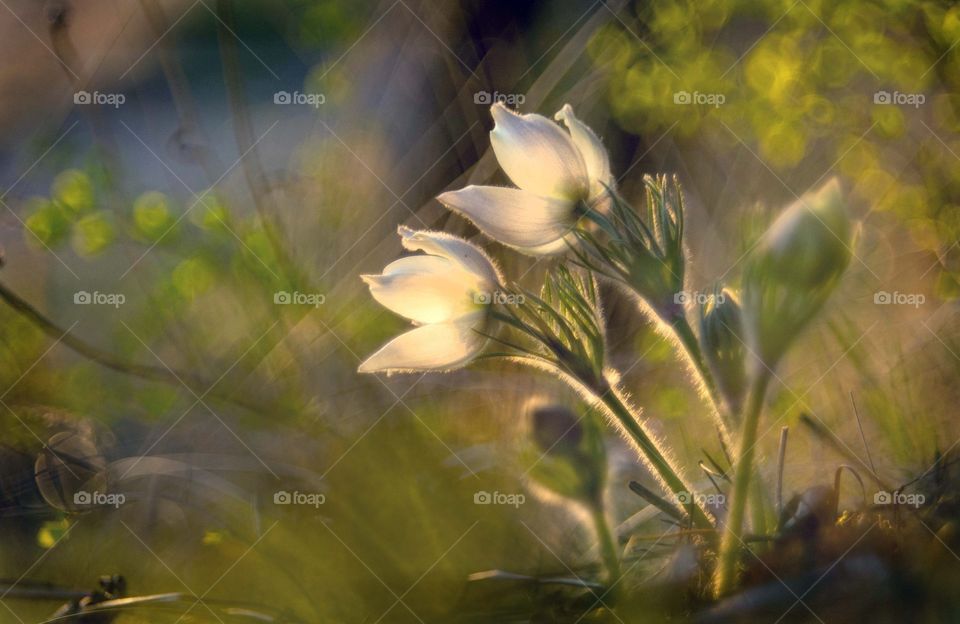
[670, 315, 722, 419]
[713, 370, 772, 597]
[592, 377, 714, 531]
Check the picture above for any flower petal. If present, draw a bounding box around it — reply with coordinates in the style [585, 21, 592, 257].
[362, 256, 481, 324]
[397, 226, 502, 287]
[437, 185, 576, 255]
[521, 234, 576, 256]
[357, 315, 487, 374]
[554, 104, 613, 200]
[490, 103, 588, 200]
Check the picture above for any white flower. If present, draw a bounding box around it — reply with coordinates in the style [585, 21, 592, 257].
[437, 103, 613, 256]
[358, 226, 503, 374]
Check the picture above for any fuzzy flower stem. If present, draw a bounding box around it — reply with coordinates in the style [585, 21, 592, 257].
[592, 377, 714, 531]
[669, 314, 722, 419]
[713, 370, 772, 597]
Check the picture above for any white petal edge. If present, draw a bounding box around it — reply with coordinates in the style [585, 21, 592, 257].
[397, 226, 502, 287]
[490, 102, 588, 200]
[437, 185, 576, 254]
[357, 314, 488, 374]
[554, 104, 613, 200]
[362, 255, 482, 325]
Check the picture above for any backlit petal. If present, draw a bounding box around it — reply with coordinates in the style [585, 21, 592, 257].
[362, 256, 481, 324]
[397, 226, 502, 287]
[520, 233, 577, 256]
[490, 103, 588, 200]
[437, 186, 576, 255]
[357, 314, 487, 374]
[554, 104, 613, 200]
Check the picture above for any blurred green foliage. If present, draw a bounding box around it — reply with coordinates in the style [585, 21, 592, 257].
[71, 210, 115, 256]
[23, 197, 69, 247]
[132, 191, 177, 242]
[52, 169, 95, 216]
[3, 2, 959, 620]
[287, 0, 365, 49]
[591, 0, 960, 298]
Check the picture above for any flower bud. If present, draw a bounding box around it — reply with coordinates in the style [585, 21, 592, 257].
[743, 178, 852, 370]
[698, 289, 748, 415]
[751, 178, 850, 290]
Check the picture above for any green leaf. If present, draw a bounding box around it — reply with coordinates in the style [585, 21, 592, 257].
[191, 192, 232, 232]
[37, 519, 71, 549]
[71, 210, 115, 256]
[51, 169, 95, 216]
[172, 257, 216, 300]
[133, 191, 177, 242]
[24, 197, 70, 247]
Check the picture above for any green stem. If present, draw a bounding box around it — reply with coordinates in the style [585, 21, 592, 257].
[672, 314, 775, 538]
[590, 504, 621, 584]
[593, 379, 714, 531]
[713, 370, 772, 597]
[670, 316, 723, 416]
